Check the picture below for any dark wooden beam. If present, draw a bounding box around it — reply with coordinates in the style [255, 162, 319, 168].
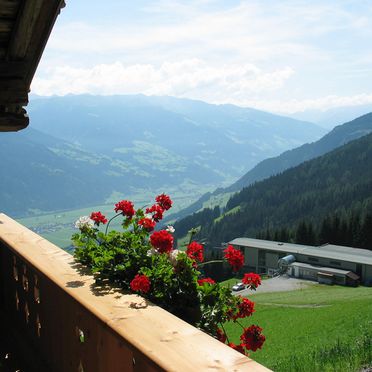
[0, 77, 27, 91]
[24, 0, 66, 84]
[0, 91, 28, 105]
[0, 18, 12, 33]
[0, 1, 19, 18]
[0, 111, 29, 131]
[0, 78, 28, 105]
[0, 61, 27, 77]
[7, 0, 43, 59]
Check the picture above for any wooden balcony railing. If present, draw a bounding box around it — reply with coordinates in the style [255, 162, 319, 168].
[0, 213, 270, 371]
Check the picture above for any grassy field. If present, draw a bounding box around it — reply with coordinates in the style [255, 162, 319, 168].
[17, 203, 117, 249]
[224, 284, 372, 371]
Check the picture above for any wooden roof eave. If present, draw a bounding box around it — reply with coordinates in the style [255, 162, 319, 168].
[0, 0, 65, 132]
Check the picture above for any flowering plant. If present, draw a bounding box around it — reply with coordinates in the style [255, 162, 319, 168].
[72, 194, 265, 355]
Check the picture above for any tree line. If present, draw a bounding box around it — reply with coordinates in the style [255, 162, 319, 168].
[256, 211, 372, 250]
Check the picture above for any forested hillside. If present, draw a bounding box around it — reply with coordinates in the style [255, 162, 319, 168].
[168, 112, 372, 223]
[174, 132, 372, 249]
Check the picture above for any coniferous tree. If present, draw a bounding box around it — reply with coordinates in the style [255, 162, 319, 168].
[296, 221, 308, 244]
[360, 214, 372, 250]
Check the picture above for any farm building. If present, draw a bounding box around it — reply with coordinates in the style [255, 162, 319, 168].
[229, 237, 372, 286]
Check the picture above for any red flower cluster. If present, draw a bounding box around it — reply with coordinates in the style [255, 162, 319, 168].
[138, 217, 156, 232]
[216, 328, 226, 343]
[155, 193, 172, 211]
[130, 274, 151, 293]
[186, 241, 204, 262]
[240, 325, 265, 352]
[90, 211, 107, 225]
[223, 245, 244, 272]
[197, 277, 215, 286]
[150, 230, 174, 253]
[242, 273, 261, 289]
[146, 204, 164, 222]
[228, 343, 246, 355]
[114, 200, 135, 218]
[234, 297, 255, 320]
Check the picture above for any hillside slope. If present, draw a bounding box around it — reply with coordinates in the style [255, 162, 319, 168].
[0, 128, 131, 216]
[169, 112, 372, 223]
[175, 132, 372, 246]
[228, 112, 372, 192]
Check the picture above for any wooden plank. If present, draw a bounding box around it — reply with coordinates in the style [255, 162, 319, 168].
[0, 1, 19, 18]
[23, 0, 65, 84]
[0, 214, 271, 372]
[0, 90, 28, 104]
[7, 0, 43, 59]
[0, 61, 27, 76]
[0, 18, 12, 33]
[0, 77, 26, 89]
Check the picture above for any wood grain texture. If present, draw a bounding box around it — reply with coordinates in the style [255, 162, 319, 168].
[0, 214, 271, 371]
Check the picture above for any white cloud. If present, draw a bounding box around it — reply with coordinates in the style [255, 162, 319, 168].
[243, 94, 372, 114]
[35, 1, 372, 113]
[33, 59, 372, 114]
[32, 59, 294, 98]
[47, 2, 330, 64]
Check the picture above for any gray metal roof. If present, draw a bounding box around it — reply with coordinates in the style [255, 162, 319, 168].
[229, 237, 372, 265]
[289, 262, 352, 276]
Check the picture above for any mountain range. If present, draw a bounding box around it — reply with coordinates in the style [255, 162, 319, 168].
[0, 95, 325, 217]
[289, 104, 372, 129]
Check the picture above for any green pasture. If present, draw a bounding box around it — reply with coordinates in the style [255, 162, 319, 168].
[225, 284, 372, 371]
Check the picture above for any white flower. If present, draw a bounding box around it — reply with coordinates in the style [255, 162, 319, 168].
[147, 248, 158, 257]
[166, 225, 175, 233]
[168, 249, 181, 266]
[75, 216, 94, 230]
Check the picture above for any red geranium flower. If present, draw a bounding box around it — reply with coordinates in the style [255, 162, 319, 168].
[150, 230, 174, 254]
[130, 274, 151, 293]
[186, 241, 204, 262]
[145, 204, 164, 222]
[216, 328, 226, 343]
[90, 211, 107, 225]
[228, 342, 246, 355]
[223, 245, 244, 272]
[242, 272, 262, 289]
[155, 193, 173, 211]
[197, 277, 215, 286]
[138, 217, 156, 232]
[233, 297, 255, 320]
[114, 200, 135, 218]
[240, 325, 265, 352]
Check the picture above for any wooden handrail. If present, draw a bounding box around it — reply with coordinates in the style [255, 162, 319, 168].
[0, 213, 271, 371]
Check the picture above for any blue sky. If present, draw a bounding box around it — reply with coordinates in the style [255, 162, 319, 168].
[33, 0, 372, 114]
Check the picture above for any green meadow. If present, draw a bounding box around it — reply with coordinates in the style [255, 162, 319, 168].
[225, 284, 372, 371]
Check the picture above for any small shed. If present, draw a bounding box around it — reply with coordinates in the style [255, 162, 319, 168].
[289, 262, 359, 286]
